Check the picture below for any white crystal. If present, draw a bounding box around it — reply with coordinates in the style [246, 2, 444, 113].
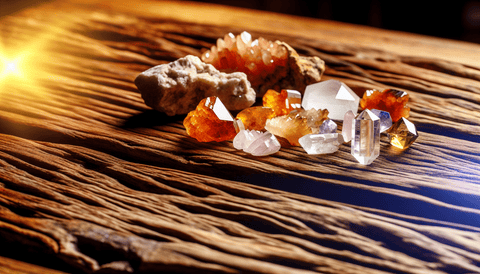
[318, 119, 337, 134]
[342, 110, 355, 142]
[233, 130, 280, 156]
[351, 109, 380, 165]
[302, 80, 360, 121]
[299, 133, 340, 154]
[370, 109, 392, 133]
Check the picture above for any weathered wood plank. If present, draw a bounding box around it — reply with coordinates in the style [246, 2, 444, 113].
[1, 1, 480, 273]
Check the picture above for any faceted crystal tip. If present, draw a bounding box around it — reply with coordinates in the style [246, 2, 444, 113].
[370, 109, 392, 133]
[387, 117, 418, 149]
[351, 109, 380, 165]
[302, 80, 359, 121]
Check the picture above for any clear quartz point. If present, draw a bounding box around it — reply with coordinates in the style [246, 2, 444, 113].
[342, 110, 355, 142]
[299, 133, 340, 154]
[370, 109, 392, 133]
[302, 80, 360, 120]
[233, 130, 281, 156]
[351, 109, 380, 165]
[318, 119, 337, 134]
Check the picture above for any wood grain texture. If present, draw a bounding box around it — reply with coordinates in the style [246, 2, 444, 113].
[1, 1, 480, 273]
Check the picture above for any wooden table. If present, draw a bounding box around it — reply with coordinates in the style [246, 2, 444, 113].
[1, 1, 480, 273]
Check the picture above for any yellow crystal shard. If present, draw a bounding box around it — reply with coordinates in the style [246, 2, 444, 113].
[263, 89, 302, 116]
[265, 108, 329, 146]
[184, 96, 238, 142]
[387, 117, 418, 149]
[236, 106, 275, 131]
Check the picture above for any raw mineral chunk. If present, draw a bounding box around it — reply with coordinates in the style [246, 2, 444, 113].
[265, 108, 329, 146]
[202, 32, 325, 96]
[183, 96, 239, 142]
[233, 130, 281, 156]
[299, 133, 341, 154]
[263, 89, 302, 116]
[360, 88, 410, 122]
[236, 106, 276, 131]
[135, 55, 256, 116]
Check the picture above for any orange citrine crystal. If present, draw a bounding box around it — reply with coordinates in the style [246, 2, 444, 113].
[236, 106, 276, 131]
[263, 89, 302, 116]
[201, 32, 288, 94]
[360, 89, 410, 122]
[183, 96, 238, 142]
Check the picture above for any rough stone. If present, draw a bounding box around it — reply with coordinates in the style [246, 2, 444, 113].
[135, 55, 256, 116]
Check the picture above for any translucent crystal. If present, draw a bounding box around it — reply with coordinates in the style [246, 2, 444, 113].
[263, 89, 302, 116]
[265, 108, 329, 146]
[318, 119, 337, 134]
[236, 106, 275, 131]
[342, 110, 355, 142]
[299, 133, 340, 154]
[360, 88, 410, 122]
[387, 117, 418, 149]
[233, 130, 281, 156]
[351, 109, 380, 165]
[370, 109, 392, 133]
[302, 80, 360, 120]
[183, 96, 238, 142]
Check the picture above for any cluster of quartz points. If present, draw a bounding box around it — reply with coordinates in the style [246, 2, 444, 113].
[184, 79, 418, 162]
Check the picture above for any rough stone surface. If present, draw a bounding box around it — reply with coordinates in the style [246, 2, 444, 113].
[135, 55, 256, 116]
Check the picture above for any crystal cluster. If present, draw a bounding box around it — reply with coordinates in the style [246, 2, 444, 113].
[299, 133, 341, 154]
[233, 130, 281, 156]
[265, 108, 329, 146]
[236, 106, 275, 131]
[183, 96, 239, 142]
[302, 80, 360, 120]
[360, 88, 410, 122]
[263, 89, 302, 116]
[202, 31, 325, 96]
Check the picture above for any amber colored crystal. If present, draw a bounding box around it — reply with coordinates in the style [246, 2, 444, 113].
[265, 108, 329, 146]
[236, 106, 276, 131]
[360, 89, 410, 122]
[183, 96, 238, 142]
[202, 32, 288, 93]
[263, 89, 302, 116]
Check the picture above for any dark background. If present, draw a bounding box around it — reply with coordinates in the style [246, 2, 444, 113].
[1, 1, 479, 42]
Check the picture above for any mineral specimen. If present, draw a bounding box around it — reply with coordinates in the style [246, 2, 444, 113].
[236, 106, 275, 131]
[351, 109, 380, 165]
[360, 88, 410, 122]
[342, 110, 355, 142]
[370, 109, 392, 133]
[202, 31, 325, 96]
[265, 108, 329, 146]
[387, 117, 418, 149]
[263, 89, 302, 116]
[233, 130, 281, 156]
[318, 119, 337, 134]
[183, 96, 239, 142]
[299, 133, 340, 154]
[302, 80, 360, 120]
[135, 55, 256, 116]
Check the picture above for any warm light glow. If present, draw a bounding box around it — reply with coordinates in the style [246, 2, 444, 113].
[0, 54, 25, 82]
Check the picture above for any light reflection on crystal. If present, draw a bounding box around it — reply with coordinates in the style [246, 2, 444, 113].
[387, 117, 418, 149]
[233, 130, 281, 156]
[351, 109, 380, 165]
[318, 119, 337, 134]
[370, 109, 392, 133]
[299, 133, 340, 154]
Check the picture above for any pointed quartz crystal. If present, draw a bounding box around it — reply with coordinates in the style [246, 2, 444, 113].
[387, 117, 418, 149]
[302, 80, 360, 120]
[299, 133, 340, 154]
[233, 130, 281, 156]
[318, 119, 337, 134]
[351, 109, 380, 165]
[342, 110, 355, 142]
[370, 109, 392, 133]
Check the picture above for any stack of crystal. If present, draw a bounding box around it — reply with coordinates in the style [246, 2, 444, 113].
[183, 79, 418, 162]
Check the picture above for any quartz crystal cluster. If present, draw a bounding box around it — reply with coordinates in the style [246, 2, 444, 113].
[233, 130, 281, 156]
[360, 88, 410, 122]
[202, 32, 325, 96]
